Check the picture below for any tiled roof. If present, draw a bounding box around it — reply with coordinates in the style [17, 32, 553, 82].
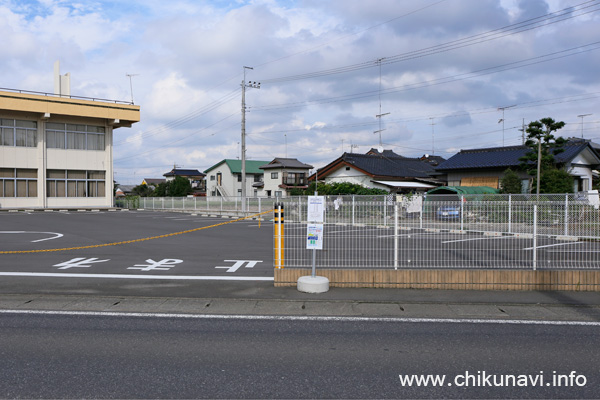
[436, 140, 597, 171]
[341, 153, 436, 178]
[163, 169, 205, 177]
[366, 148, 405, 158]
[260, 158, 313, 170]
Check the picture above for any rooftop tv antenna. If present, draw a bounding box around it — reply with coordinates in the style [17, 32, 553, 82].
[126, 73, 139, 104]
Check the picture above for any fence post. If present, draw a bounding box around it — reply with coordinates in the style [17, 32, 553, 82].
[460, 195, 464, 231]
[508, 194, 512, 233]
[220, 196, 223, 213]
[273, 203, 284, 269]
[352, 195, 355, 225]
[394, 200, 398, 270]
[383, 195, 387, 227]
[564, 194, 569, 236]
[420, 200, 423, 229]
[533, 204, 538, 271]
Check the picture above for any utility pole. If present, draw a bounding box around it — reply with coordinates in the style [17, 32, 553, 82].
[374, 58, 389, 148]
[126, 73, 139, 104]
[498, 105, 516, 147]
[577, 114, 592, 138]
[429, 117, 436, 155]
[241, 66, 260, 213]
[518, 118, 526, 145]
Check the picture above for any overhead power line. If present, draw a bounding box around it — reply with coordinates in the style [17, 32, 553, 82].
[250, 42, 600, 111]
[258, 0, 599, 84]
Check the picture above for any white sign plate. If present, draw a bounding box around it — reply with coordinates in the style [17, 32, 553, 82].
[307, 196, 325, 222]
[306, 223, 324, 250]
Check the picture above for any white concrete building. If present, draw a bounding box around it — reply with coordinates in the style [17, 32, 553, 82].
[0, 89, 140, 209]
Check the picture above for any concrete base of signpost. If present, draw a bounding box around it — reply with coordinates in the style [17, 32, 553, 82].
[297, 276, 330, 293]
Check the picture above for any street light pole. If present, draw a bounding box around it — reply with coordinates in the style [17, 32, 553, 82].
[241, 66, 260, 213]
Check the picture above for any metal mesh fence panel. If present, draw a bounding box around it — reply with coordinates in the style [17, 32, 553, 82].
[278, 194, 600, 270]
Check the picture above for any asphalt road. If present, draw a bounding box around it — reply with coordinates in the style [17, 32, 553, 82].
[0, 311, 598, 399]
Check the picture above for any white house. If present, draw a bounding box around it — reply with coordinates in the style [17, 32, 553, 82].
[311, 150, 441, 193]
[258, 158, 313, 198]
[204, 159, 270, 197]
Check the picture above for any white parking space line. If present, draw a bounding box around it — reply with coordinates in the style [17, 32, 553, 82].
[0, 272, 274, 281]
[442, 236, 511, 244]
[0, 231, 64, 242]
[523, 242, 583, 250]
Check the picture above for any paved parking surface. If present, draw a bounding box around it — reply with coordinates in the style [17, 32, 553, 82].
[0, 210, 275, 296]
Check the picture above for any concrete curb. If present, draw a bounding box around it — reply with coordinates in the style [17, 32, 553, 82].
[1, 294, 599, 322]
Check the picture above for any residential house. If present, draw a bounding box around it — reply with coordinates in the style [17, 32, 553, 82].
[258, 158, 313, 198]
[310, 150, 442, 193]
[163, 168, 206, 193]
[204, 159, 270, 197]
[435, 138, 600, 193]
[142, 178, 166, 188]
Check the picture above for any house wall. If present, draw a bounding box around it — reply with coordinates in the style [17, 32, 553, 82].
[446, 169, 530, 191]
[323, 166, 390, 191]
[205, 166, 262, 198]
[262, 167, 309, 198]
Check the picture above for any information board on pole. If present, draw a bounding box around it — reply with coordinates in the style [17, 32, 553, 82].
[307, 196, 325, 223]
[306, 223, 323, 250]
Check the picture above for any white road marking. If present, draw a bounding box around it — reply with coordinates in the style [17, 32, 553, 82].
[0, 231, 64, 242]
[0, 272, 273, 281]
[0, 309, 597, 326]
[442, 236, 510, 244]
[523, 242, 583, 250]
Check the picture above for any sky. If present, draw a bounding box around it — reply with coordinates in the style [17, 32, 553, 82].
[1, 0, 599, 184]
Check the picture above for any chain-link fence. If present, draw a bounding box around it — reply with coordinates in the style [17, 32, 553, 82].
[276, 193, 600, 270]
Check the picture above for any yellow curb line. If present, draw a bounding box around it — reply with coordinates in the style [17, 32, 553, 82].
[0, 209, 274, 254]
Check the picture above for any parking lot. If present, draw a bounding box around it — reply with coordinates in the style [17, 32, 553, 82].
[2, 209, 599, 297]
[0, 210, 275, 297]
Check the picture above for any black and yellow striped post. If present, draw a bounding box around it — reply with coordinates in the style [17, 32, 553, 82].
[273, 202, 284, 268]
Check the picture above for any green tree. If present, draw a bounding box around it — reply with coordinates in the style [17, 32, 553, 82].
[499, 168, 522, 194]
[132, 183, 153, 197]
[538, 168, 573, 194]
[168, 176, 193, 196]
[301, 181, 388, 195]
[151, 176, 193, 197]
[519, 117, 569, 193]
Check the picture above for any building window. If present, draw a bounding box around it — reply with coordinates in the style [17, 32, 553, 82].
[46, 169, 105, 197]
[0, 119, 37, 148]
[0, 168, 37, 197]
[237, 174, 242, 182]
[46, 123, 105, 151]
[254, 174, 262, 182]
[275, 191, 282, 197]
[210, 175, 215, 181]
[237, 189, 242, 195]
[282, 172, 306, 186]
[271, 172, 278, 179]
